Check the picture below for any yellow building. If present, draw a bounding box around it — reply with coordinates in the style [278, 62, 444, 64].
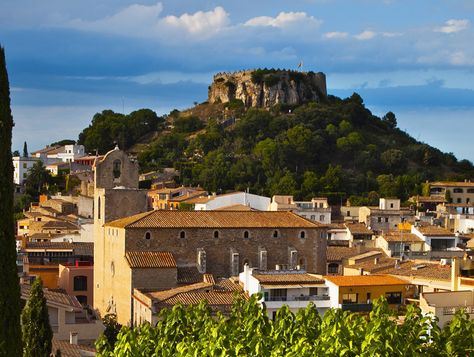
[324, 275, 413, 311]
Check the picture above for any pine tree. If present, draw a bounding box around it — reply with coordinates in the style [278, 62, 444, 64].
[0, 45, 22, 357]
[22, 141, 28, 157]
[21, 278, 53, 357]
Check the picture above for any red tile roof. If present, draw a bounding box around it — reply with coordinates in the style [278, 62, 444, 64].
[125, 251, 176, 268]
[252, 271, 324, 285]
[324, 274, 409, 287]
[107, 211, 323, 229]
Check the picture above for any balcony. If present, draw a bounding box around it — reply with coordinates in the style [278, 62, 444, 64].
[341, 303, 373, 312]
[264, 295, 331, 309]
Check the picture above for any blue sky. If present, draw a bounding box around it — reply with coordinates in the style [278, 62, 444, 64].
[1, 0, 474, 161]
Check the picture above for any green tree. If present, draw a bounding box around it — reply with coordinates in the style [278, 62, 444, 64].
[95, 314, 122, 355]
[382, 111, 397, 129]
[22, 141, 28, 157]
[21, 278, 53, 357]
[0, 45, 22, 357]
[24, 161, 53, 198]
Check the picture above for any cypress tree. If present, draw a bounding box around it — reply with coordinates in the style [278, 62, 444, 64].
[22, 141, 28, 157]
[0, 45, 22, 357]
[21, 278, 53, 357]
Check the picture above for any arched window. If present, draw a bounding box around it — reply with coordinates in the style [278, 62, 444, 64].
[299, 231, 306, 239]
[144, 232, 151, 240]
[180, 231, 186, 239]
[214, 230, 219, 239]
[243, 231, 249, 239]
[273, 230, 279, 238]
[74, 276, 87, 291]
[113, 159, 121, 179]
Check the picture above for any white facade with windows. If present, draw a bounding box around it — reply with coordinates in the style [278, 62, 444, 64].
[12, 156, 40, 185]
[239, 265, 331, 318]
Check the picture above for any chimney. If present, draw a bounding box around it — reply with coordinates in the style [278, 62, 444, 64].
[70, 331, 78, 345]
[451, 257, 460, 291]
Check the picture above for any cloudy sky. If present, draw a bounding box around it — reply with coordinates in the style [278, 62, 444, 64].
[1, 0, 474, 161]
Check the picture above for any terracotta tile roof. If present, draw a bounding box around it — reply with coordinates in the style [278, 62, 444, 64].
[25, 241, 74, 250]
[430, 181, 474, 188]
[52, 339, 95, 357]
[416, 225, 455, 237]
[327, 246, 380, 262]
[107, 211, 323, 229]
[375, 261, 452, 281]
[380, 232, 423, 242]
[412, 195, 446, 203]
[177, 266, 203, 284]
[168, 191, 207, 202]
[217, 204, 254, 211]
[125, 251, 176, 268]
[31, 145, 60, 155]
[73, 242, 94, 257]
[21, 284, 83, 309]
[146, 278, 246, 313]
[42, 220, 79, 230]
[158, 291, 242, 312]
[345, 223, 373, 235]
[346, 256, 399, 273]
[252, 271, 324, 285]
[324, 274, 409, 287]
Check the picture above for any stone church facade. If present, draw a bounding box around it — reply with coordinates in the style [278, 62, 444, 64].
[93, 148, 327, 325]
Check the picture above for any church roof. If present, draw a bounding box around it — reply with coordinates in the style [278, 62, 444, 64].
[106, 210, 323, 229]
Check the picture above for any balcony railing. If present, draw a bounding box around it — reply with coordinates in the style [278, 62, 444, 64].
[341, 303, 373, 312]
[442, 306, 474, 316]
[266, 295, 330, 302]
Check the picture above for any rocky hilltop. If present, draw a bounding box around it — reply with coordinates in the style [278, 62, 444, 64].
[208, 69, 327, 108]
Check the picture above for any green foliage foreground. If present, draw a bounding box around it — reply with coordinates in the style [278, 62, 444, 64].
[96, 296, 474, 357]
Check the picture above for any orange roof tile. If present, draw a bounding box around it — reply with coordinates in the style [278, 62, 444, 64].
[430, 181, 474, 188]
[416, 225, 455, 237]
[107, 210, 323, 229]
[125, 251, 176, 268]
[374, 260, 452, 281]
[380, 232, 423, 242]
[252, 272, 324, 285]
[324, 274, 409, 287]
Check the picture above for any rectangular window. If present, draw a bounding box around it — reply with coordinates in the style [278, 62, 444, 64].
[385, 217, 389, 223]
[309, 287, 318, 296]
[385, 292, 402, 304]
[23, 163, 27, 168]
[269, 289, 287, 302]
[377, 217, 382, 223]
[342, 293, 358, 304]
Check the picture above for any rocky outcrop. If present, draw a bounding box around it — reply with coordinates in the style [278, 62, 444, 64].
[208, 69, 326, 108]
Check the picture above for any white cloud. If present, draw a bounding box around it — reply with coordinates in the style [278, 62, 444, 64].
[323, 31, 348, 39]
[67, 2, 229, 40]
[161, 7, 228, 36]
[354, 30, 376, 40]
[449, 51, 474, 66]
[436, 19, 469, 33]
[244, 11, 321, 29]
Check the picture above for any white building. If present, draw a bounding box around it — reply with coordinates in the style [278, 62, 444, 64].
[269, 196, 331, 224]
[411, 225, 461, 252]
[13, 156, 40, 185]
[419, 290, 474, 327]
[56, 144, 86, 163]
[239, 265, 331, 318]
[193, 191, 271, 211]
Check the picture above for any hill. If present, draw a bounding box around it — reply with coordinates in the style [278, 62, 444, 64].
[77, 73, 474, 203]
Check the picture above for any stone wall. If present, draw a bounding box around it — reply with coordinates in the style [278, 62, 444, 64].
[124, 227, 327, 277]
[208, 69, 327, 109]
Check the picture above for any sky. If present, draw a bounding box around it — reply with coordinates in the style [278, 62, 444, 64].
[1, 0, 474, 162]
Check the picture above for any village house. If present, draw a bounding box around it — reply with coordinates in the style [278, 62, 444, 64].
[20, 284, 103, 343]
[189, 191, 271, 211]
[324, 275, 414, 312]
[268, 195, 331, 224]
[147, 186, 207, 210]
[429, 180, 474, 205]
[419, 290, 474, 327]
[239, 265, 330, 318]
